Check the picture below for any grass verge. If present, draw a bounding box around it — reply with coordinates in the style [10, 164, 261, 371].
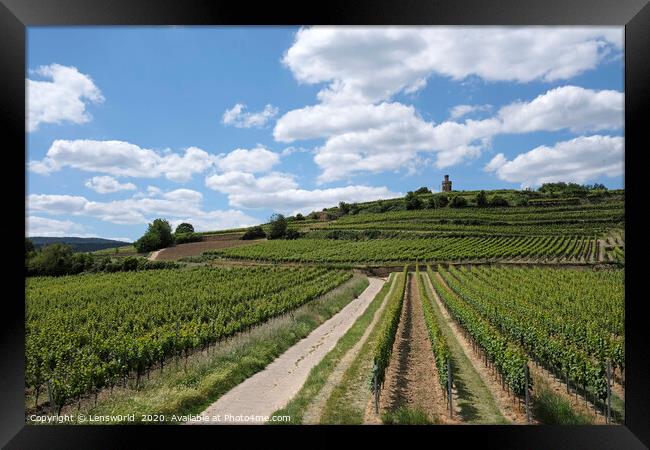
[320, 272, 406, 424]
[532, 377, 594, 425]
[53, 274, 368, 424]
[270, 274, 394, 424]
[381, 407, 438, 425]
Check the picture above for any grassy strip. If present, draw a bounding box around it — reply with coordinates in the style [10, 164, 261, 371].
[320, 272, 407, 424]
[382, 407, 439, 425]
[55, 274, 368, 425]
[532, 377, 594, 425]
[270, 274, 395, 424]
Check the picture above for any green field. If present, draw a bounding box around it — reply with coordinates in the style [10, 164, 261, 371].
[26, 266, 351, 411]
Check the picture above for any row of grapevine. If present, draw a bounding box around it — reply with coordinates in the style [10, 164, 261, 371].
[210, 235, 593, 264]
[415, 264, 450, 393]
[438, 266, 622, 400]
[26, 266, 352, 412]
[427, 266, 528, 396]
[371, 267, 408, 390]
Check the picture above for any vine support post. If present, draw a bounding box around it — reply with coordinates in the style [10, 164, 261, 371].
[524, 364, 531, 424]
[372, 363, 379, 414]
[447, 358, 453, 419]
[46, 380, 54, 416]
[606, 359, 612, 424]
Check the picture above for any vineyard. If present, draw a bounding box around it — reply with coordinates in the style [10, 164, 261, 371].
[207, 235, 597, 264]
[26, 266, 351, 413]
[434, 266, 624, 401]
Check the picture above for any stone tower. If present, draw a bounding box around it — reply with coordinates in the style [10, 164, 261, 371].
[441, 174, 452, 192]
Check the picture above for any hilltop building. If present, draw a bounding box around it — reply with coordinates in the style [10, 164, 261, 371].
[441, 175, 452, 192]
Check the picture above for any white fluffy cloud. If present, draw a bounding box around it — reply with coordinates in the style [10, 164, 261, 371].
[29, 140, 218, 182]
[26, 216, 86, 237]
[222, 103, 279, 128]
[283, 27, 622, 105]
[484, 135, 624, 187]
[27, 188, 258, 230]
[27, 64, 104, 132]
[276, 86, 623, 182]
[205, 171, 398, 214]
[449, 104, 492, 120]
[85, 175, 137, 194]
[215, 147, 280, 173]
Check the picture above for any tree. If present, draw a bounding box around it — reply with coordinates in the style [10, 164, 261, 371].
[134, 218, 174, 253]
[175, 223, 194, 234]
[267, 213, 288, 240]
[27, 243, 74, 276]
[450, 196, 468, 208]
[405, 191, 423, 210]
[338, 201, 351, 215]
[476, 190, 488, 207]
[241, 226, 266, 240]
[490, 195, 509, 207]
[435, 194, 449, 208]
[295, 213, 305, 221]
[285, 229, 301, 240]
[415, 186, 431, 195]
[426, 197, 437, 209]
[25, 238, 35, 258]
[349, 203, 360, 215]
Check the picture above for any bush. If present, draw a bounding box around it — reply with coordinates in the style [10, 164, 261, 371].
[405, 191, 424, 210]
[268, 214, 288, 240]
[435, 194, 449, 208]
[175, 223, 194, 234]
[415, 186, 431, 195]
[295, 213, 305, 221]
[338, 201, 351, 215]
[450, 196, 468, 208]
[490, 195, 510, 207]
[241, 226, 266, 240]
[27, 243, 74, 276]
[285, 229, 301, 240]
[134, 218, 174, 252]
[426, 197, 437, 209]
[476, 190, 488, 207]
[174, 232, 202, 244]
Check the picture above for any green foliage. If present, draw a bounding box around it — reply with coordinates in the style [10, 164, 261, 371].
[174, 223, 194, 234]
[489, 195, 509, 207]
[134, 218, 174, 253]
[295, 213, 305, 221]
[27, 243, 74, 276]
[25, 238, 35, 256]
[338, 201, 351, 215]
[268, 213, 288, 240]
[476, 190, 488, 207]
[285, 229, 301, 240]
[26, 266, 352, 410]
[241, 226, 266, 240]
[435, 194, 449, 208]
[371, 268, 407, 390]
[174, 232, 202, 245]
[415, 186, 431, 195]
[450, 195, 468, 208]
[404, 191, 424, 210]
[426, 197, 437, 209]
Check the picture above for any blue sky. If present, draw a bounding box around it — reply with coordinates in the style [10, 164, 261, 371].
[26, 26, 624, 241]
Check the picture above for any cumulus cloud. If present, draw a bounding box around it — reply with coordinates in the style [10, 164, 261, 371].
[215, 146, 280, 173]
[283, 27, 622, 105]
[449, 104, 492, 120]
[205, 171, 398, 214]
[26, 216, 86, 237]
[27, 64, 104, 132]
[222, 103, 279, 128]
[484, 135, 624, 187]
[27, 188, 258, 230]
[275, 86, 623, 182]
[29, 140, 218, 182]
[85, 175, 137, 194]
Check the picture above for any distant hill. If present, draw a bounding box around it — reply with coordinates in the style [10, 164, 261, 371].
[29, 237, 132, 253]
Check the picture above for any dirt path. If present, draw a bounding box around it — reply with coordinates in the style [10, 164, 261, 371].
[300, 274, 397, 424]
[187, 277, 385, 425]
[370, 273, 449, 424]
[148, 249, 161, 261]
[421, 273, 508, 424]
[427, 273, 529, 424]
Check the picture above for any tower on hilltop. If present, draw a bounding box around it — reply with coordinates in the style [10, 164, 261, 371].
[441, 174, 452, 192]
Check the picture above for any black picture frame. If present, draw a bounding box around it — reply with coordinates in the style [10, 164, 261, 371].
[1, 0, 648, 448]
